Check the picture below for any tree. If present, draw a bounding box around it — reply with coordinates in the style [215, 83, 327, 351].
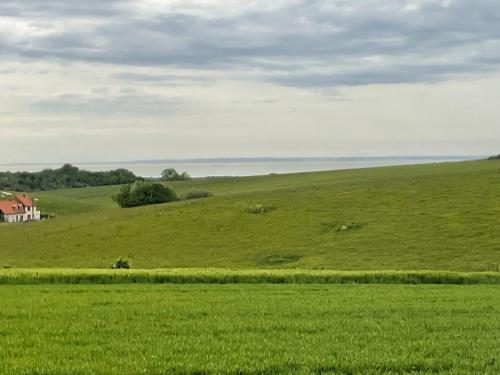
[112, 181, 178, 208]
[160, 168, 191, 181]
[161, 168, 179, 180]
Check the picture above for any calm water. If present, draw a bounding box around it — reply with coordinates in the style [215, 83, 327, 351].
[0, 156, 480, 178]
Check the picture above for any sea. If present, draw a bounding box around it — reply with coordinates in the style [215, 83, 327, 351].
[0, 156, 481, 178]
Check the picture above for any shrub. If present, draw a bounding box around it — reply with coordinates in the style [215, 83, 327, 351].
[40, 213, 56, 220]
[112, 181, 178, 208]
[246, 203, 276, 214]
[183, 190, 214, 200]
[112, 257, 130, 269]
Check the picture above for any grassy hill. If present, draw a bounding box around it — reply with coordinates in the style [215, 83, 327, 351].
[1, 160, 500, 270]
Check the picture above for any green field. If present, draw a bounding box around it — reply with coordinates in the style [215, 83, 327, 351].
[1, 160, 500, 374]
[1, 284, 499, 374]
[1, 160, 500, 270]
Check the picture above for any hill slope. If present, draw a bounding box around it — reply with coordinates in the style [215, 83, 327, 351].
[1, 160, 499, 270]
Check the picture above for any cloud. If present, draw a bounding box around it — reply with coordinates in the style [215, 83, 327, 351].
[0, 0, 499, 88]
[31, 90, 182, 115]
[111, 72, 213, 85]
[0, 0, 129, 17]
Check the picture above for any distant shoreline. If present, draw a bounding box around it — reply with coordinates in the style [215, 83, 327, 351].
[0, 155, 483, 167]
[0, 156, 484, 178]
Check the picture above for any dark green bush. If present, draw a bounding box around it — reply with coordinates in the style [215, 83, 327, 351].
[183, 190, 214, 200]
[112, 258, 130, 269]
[112, 182, 178, 208]
[40, 213, 56, 220]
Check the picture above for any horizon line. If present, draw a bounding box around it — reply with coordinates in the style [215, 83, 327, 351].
[0, 155, 485, 167]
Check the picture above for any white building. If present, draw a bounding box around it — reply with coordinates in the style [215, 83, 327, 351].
[0, 194, 41, 223]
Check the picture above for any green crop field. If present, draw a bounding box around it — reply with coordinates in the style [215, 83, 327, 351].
[1, 160, 500, 270]
[1, 268, 500, 285]
[1, 284, 499, 374]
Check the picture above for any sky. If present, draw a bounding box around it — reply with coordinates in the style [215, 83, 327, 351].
[1, 0, 499, 163]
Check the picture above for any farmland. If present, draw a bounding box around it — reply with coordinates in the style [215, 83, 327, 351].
[1, 159, 500, 270]
[1, 284, 499, 374]
[1, 160, 500, 374]
[1, 268, 500, 285]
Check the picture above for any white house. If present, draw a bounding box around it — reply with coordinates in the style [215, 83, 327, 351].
[0, 194, 41, 223]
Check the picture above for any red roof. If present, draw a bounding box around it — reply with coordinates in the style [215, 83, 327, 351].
[0, 194, 36, 215]
[0, 199, 25, 215]
[16, 194, 34, 207]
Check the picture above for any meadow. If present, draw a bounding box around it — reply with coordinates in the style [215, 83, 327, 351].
[1, 159, 500, 270]
[0, 284, 499, 374]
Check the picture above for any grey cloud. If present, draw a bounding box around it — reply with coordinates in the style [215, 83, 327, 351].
[112, 72, 213, 85]
[0, 0, 130, 17]
[31, 92, 182, 115]
[273, 61, 498, 88]
[1, 0, 500, 87]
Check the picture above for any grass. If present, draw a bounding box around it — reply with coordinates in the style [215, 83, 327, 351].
[0, 284, 499, 374]
[1, 159, 500, 270]
[2, 268, 499, 285]
[1, 160, 499, 374]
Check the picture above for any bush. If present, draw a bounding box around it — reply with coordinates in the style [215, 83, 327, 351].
[112, 257, 130, 269]
[183, 190, 214, 200]
[246, 203, 276, 214]
[487, 154, 500, 160]
[112, 181, 178, 208]
[40, 213, 56, 220]
[161, 168, 191, 181]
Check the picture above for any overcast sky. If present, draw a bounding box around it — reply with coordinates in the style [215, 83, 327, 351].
[1, 0, 499, 163]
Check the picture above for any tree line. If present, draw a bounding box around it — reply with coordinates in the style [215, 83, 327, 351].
[0, 164, 137, 192]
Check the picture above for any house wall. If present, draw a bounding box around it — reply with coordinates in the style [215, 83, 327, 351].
[24, 205, 40, 221]
[2, 214, 19, 223]
[22, 205, 39, 221]
[0, 212, 38, 223]
[32, 205, 41, 220]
